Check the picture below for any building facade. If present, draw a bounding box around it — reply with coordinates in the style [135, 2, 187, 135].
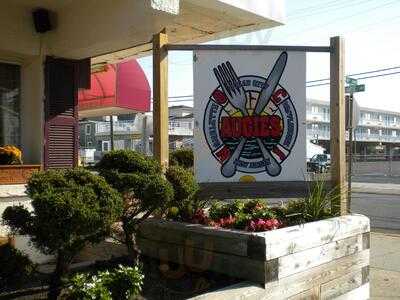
[307, 99, 400, 156]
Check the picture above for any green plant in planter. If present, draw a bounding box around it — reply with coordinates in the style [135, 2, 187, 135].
[0, 244, 36, 290]
[66, 265, 143, 300]
[283, 180, 340, 225]
[208, 200, 244, 220]
[165, 165, 205, 221]
[2, 168, 123, 300]
[169, 148, 194, 169]
[97, 150, 173, 260]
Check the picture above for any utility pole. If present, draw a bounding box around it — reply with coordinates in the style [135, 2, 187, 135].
[347, 93, 354, 204]
[109, 115, 114, 151]
[345, 76, 365, 211]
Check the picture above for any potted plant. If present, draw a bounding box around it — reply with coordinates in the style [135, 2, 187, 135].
[0, 145, 41, 185]
[137, 182, 370, 299]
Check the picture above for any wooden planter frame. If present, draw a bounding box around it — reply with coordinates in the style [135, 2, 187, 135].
[0, 165, 41, 185]
[152, 33, 347, 215]
[138, 215, 370, 299]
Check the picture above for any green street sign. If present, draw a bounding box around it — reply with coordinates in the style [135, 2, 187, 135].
[345, 84, 365, 94]
[355, 84, 365, 92]
[346, 77, 358, 85]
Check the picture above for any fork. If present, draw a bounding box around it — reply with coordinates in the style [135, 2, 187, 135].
[213, 61, 248, 115]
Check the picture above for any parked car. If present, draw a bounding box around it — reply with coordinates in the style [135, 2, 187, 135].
[307, 154, 331, 173]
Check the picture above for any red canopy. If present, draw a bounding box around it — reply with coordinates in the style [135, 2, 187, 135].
[78, 59, 150, 118]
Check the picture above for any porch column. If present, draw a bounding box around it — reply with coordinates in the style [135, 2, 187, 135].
[153, 29, 169, 170]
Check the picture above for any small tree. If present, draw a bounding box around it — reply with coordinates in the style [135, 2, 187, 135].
[2, 168, 123, 300]
[97, 150, 173, 260]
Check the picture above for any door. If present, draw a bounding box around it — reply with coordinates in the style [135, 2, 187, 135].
[44, 57, 79, 169]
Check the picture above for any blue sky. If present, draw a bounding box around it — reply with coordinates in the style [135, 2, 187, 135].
[138, 0, 400, 111]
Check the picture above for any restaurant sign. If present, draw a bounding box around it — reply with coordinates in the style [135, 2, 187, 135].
[193, 50, 306, 183]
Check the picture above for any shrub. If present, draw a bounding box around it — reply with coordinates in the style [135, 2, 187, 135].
[0, 244, 36, 289]
[97, 150, 173, 259]
[97, 150, 161, 175]
[2, 168, 123, 300]
[165, 166, 202, 221]
[0, 145, 22, 165]
[169, 148, 194, 169]
[66, 265, 143, 300]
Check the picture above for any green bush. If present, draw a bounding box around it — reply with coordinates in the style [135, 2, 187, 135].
[97, 150, 161, 175]
[2, 168, 123, 300]
[97, 150, 173, 259]
[165, 166, 201, 221]
[66, 265, 143, 300]
[169, 148, 194, 169]
[0, 244, 36, 289]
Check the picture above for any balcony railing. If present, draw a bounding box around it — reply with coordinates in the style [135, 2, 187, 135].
[95, 120, 194, 136]
[307, 129, 400, 143]
[96, 121, 141, 135]
[168, 121, 193, 136]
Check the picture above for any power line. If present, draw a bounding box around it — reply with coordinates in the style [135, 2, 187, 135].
[281, 0, 400, 39]
[307, 66, 400, 83]
[307, 71, 400, 88]
[288, 0, 378, 22]
[158, 69, 400, 102]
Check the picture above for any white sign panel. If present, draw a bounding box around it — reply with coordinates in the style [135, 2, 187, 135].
[194, 50, 306, 183]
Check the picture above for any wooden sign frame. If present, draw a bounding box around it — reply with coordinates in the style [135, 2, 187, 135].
[153, 32, 347, 215]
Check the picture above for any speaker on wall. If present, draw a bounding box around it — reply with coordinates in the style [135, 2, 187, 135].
[33, 8, 52, 33]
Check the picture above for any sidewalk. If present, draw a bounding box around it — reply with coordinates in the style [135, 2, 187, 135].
[353, 182, 400, 195]
[370, 229, 400, 299]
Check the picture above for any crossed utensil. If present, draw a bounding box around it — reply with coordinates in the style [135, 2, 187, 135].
[213, 52, 288, 178]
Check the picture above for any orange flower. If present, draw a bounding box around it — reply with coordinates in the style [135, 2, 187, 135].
[0, 145, 22, 165]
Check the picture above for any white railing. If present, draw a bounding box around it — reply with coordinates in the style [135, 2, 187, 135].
[307, 130, 400, 143]
[96, 121, 142, 134]
[168, 121, 193, 136]
[306, 112, 330, 123]
[95, 120, 194, 136]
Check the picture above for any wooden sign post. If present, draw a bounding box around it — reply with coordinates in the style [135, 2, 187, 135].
[152, 35, 348, 215]
[330, 36, 348, 215]
[153, 29, 169, 171]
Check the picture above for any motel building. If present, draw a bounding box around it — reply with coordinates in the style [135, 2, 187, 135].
[0, 0, 284, 261]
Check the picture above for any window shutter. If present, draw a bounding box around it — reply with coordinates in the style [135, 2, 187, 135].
[44, 57, 79, 169]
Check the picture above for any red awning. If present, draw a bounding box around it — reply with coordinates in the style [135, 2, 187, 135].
[78, 59, 150, 118]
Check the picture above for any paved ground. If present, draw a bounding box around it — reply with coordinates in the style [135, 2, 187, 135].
[370, 229, 400, 299]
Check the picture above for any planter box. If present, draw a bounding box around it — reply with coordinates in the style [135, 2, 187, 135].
[0, 165, 41, 185]
[138, 214, 370, 299]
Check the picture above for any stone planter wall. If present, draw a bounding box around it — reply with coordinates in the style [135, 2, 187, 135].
[138, 214, 370, 299]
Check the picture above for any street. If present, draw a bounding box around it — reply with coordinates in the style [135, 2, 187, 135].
[352, 192, 400, 230]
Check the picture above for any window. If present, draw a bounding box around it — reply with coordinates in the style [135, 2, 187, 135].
[85, 124, 91, 135]
[393, 131, 397, 137]
[311, 106, 319, 113]
[0, 63, 21, 147]
[102, 141, 110, 152]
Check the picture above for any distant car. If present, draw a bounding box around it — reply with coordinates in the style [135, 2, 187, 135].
[307, 154, 331, 173]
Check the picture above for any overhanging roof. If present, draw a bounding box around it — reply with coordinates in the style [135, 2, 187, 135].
[2, 0, 284, 63]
